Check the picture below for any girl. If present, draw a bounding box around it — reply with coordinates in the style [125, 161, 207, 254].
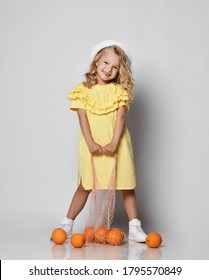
[60, 40, 147, 242]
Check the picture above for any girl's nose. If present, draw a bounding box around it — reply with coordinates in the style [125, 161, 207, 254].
[106, 66, 112, 73]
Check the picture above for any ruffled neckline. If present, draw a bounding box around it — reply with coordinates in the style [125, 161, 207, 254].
[69, 83, 131, 115]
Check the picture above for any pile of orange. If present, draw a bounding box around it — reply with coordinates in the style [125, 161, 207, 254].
[68, 226, 126, 248]
[83, 226, 125, 246]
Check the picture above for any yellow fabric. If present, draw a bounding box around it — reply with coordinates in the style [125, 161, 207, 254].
[68, 83, 136, 190]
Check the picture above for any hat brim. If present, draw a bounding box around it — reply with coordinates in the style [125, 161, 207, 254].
[89, 40, 132, 65]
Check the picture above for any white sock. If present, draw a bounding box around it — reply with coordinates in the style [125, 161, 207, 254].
[129, 219, 141, 227]
[62, 217, 74, 224]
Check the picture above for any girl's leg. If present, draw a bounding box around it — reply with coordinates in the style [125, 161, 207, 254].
[121, 189, 147, 242]
[66, 183, 91, 220]
[121, 189, 138, 220]
[59, 183, 91, 238]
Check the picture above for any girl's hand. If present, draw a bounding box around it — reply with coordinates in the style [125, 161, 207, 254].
[88, 141, 103, 155]
[102, 142, 118, 156]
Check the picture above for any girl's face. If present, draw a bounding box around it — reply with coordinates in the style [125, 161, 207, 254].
[95, 49, 120, 85]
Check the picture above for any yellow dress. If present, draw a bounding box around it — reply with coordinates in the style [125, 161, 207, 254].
[68, 82, 136, 190]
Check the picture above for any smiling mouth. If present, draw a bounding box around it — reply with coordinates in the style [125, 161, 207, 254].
[102, 70, 111, 76]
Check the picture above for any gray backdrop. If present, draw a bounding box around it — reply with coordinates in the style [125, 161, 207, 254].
[0, 0, 209, 259]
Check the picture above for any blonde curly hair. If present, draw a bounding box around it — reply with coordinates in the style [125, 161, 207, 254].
[83, 45, 135, 97]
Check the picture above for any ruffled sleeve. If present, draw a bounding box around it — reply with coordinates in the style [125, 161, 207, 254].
[68, 83, 86, 111]
[114, 85, 131, 112]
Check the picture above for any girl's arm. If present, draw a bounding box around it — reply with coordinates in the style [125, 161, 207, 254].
[77, 109, 103, 155]
[102, 106, 126, 155]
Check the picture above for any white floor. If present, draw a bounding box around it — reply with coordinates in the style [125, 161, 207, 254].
[0, 218, 208, 260]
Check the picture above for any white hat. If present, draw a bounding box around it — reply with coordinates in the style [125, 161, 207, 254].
[89, 40, 132, 65]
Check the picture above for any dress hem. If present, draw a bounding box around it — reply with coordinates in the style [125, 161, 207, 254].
[77, 184, 136, 191]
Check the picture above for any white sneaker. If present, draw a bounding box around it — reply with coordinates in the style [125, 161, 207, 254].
[129, 219, 147, 243]
[60, 217, 74, 238]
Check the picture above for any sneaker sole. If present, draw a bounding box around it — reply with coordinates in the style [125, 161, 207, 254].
[128, 236, 146, 243]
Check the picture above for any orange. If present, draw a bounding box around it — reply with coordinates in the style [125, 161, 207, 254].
[106, 228, 125, 245]
[110, 228, 124, 233]
[70, 233, 86, 248]
[83, 226, 95, 242]
[51, 228, 67, 244]
[95, 227, 110, 244]
[146, 232, 162, 248]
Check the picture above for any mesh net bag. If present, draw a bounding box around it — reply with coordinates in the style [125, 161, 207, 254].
[86, 154, 117, 230]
